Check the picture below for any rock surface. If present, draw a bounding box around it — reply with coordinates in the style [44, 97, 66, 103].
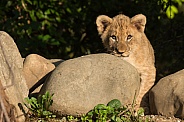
[40, 54, 140, 116]
[149, 69, 184, 119]
[23, 54, 55, 93]
[0, 31, 28, 121]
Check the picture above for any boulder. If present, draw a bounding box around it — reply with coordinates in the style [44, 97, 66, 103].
[0, 31, 28, 121]
[23, 54, 55, 93]
[149, 69, 184, 118]
[40, 54, 140, 116]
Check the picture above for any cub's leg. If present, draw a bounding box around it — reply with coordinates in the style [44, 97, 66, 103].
[136, 66, 156, 114]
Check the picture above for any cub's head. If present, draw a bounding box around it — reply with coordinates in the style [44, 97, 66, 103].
[96, 14, 146, 57]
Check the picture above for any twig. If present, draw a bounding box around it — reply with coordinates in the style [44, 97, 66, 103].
[0, 94, 11, 122]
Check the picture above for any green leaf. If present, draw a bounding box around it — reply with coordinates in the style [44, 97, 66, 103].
[43, 110, 52, 116]
[171, 5, 179, 13]
[95, 104, 106, 110]
[174, 0, 183, 6]
[86, 110, 93, 116]
[106, 106, 114, 114]
[25, 0, 32, 5]
[107, 99, 122, 109]
[66, 8, 72, 13]
[36, 10, 45, 19]
[44, 9, 51, 15]
[49, 39, 60, 45]
[77, 7, 82, 12]
[166, 5, 178, 19]
[137, 107, 144, 116]
[29, 11, 36, 21]
[43, 35, 51, 41]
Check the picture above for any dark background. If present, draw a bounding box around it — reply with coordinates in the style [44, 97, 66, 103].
[0, 0, 183, 82]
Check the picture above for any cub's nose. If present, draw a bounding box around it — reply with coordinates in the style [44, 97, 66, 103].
[117, 44, 127, 53]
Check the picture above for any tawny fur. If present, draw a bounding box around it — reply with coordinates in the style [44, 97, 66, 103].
[96, 14, 156, 112]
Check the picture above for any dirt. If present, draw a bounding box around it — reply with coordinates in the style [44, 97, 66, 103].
[143, 115, 183, 122]
[25, 115, 184, 122]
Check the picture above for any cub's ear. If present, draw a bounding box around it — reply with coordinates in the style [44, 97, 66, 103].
[131, 14, 146, 32]
[96, 15, 112, 35]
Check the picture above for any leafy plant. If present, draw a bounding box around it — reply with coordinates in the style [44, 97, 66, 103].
[81, 99, 145, 122]
[160, 0, 184, 19]
[24, 91, 56, 118]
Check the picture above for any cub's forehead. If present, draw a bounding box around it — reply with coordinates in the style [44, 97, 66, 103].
[111, 14, 131, 29]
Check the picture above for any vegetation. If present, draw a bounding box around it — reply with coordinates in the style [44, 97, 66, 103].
[24, 91, 56, 119]
[24, 92, 151, 122]
[81, 99, 145, 122]
[0, 0, 183, 81]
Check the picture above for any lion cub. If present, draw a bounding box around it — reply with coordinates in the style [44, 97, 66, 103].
[96, 14, 156, 112]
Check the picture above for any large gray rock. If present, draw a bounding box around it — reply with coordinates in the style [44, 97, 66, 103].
[40, 54, 140, 116]
[150, 69, 184, 119]
[0, 31, 28, 121]
[23, 54, 55, 93]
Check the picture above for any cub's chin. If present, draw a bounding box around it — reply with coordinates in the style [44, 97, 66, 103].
[121, 52, 130, 57]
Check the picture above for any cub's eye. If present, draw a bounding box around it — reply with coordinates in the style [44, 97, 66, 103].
[110, 35, 117, 42]
[127, 35, 133, 42]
